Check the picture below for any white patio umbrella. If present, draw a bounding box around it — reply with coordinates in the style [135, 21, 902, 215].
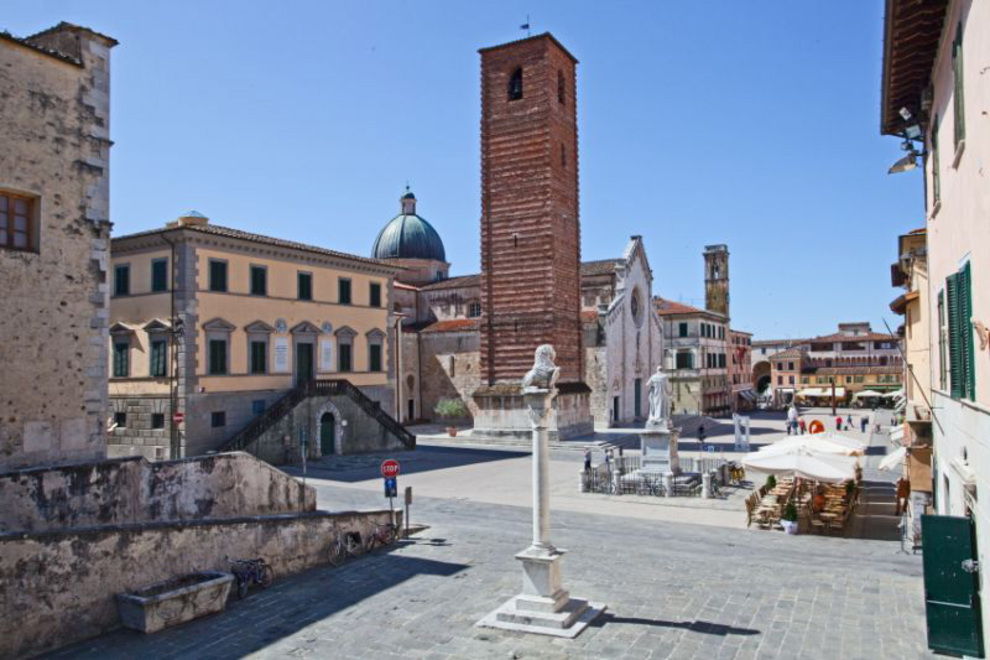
[743, 446, 857, 484]
[879, 446, 907, 472]
[853, 390, 884, 399]
[758, 432, 866, 457]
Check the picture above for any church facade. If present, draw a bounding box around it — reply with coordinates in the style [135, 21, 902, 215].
[378, 190, 663, 430]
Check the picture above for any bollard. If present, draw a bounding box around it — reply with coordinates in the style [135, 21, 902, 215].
[702, 472, 713, 499]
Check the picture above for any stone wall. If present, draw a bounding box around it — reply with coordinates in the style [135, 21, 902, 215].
[0, 451, 314, 533]
[0, 25, 117, 470]
[418, 330, 481, 422]
[243, 392, 410, 466]
[0, 508, 398, 657]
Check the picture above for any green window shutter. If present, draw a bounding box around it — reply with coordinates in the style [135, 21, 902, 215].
[953, 23, 966, 147]
[961, 262, 975, 400]
[150, 340, 167, 377]
[947, 273, 963, 398]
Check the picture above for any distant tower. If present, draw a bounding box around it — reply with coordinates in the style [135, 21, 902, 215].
[704, 244, 730, 318]
[478, 33, 582, 383]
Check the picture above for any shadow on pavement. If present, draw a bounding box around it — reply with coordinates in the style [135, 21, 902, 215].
[295, 444, 529, 483]
[52, 551, 469, 659]
[593, 613, 760, 636]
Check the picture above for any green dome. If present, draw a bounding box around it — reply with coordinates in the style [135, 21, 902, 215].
[371, 191, 446, 262]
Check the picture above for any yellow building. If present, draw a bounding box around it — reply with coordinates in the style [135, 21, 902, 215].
[109, 211, 402, 459]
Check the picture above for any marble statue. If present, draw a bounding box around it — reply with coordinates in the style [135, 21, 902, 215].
[521, 344, 561, 392]
[647, 367, 672, 429]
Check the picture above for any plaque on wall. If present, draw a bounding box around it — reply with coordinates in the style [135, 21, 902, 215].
[320, 338, 334, 372]
[273, 336, 290, 373]
[275, 318, 288, 334]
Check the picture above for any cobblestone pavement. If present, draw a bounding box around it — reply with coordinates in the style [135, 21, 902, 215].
[55, 480, 932, 659]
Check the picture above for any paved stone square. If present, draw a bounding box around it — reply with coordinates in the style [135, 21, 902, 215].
[56, 485, 931, 658]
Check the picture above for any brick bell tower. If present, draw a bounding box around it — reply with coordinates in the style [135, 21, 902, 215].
[479, 33, 582, 384]
[704, 244, 730, 318]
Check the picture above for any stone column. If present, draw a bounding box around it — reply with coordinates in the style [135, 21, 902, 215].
[478, 345, 605, 638]
[525, 389, 553, 549]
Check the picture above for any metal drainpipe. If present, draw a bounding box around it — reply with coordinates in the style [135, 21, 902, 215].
[160, 233, 179, 459]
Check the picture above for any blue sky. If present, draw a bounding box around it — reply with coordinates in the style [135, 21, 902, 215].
[5, 1, 923, 339]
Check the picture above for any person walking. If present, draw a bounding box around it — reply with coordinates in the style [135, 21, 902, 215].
[698, 424, 707, 445]
[846, 414, 853, 431]
[835, 416, 842, 431]
[860, 416, 868, 434]
[583, 447, 592, 473]
[799, 419, 807, 435]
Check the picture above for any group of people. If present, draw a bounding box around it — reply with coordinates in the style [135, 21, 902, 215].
[584, 446, 621, 473]
[785, 406, 871, 435]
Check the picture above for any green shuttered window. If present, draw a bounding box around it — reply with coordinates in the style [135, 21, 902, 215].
[946, 263, 975, 401]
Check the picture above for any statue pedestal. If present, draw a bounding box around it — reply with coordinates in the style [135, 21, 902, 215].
[640, 423, 680, 475]
[477, 384, 605, 638]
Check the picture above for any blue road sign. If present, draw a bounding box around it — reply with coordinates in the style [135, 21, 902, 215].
[384, 477, 397, 498]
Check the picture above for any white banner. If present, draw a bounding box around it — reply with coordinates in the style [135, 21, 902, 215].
[273, 336, 290, 373]
[319, 338, 334, 372]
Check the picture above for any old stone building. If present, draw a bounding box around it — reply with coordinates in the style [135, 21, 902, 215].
[109, 212, 406, 459]
[0, 23, 117, 470]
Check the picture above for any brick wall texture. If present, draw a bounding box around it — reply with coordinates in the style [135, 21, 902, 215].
[479, 35, 583, 383]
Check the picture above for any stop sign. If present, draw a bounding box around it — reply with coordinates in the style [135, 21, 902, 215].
[380, 459, 400, 479]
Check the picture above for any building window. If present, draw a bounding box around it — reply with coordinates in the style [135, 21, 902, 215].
[150, 339, 168, 377]
[298, 272, 313, 301]
[151, 413, 165, 429]
[114, 412, 127, 428]
[675, 352, 693, 369]
[250, 340, 268, 374]
[211, 411, 226, 428]
[788, 376, 794, 385]
[952, 22, 966, 149]
[252, 399, 266, 415]
[679, 322, 688, 338]
[468, 301, 482, 318]
[369, 344, 382, 372]
[114, 264, 130, 297]
[250, 265, 267, 296]
[938, 289, 948, 390]
[777, 376, 782, 385]
[930, 114, 941, 206]
[508, 67, 523, 101]
[113, 341, 130, 377]
[787, 362, 794, 371]
[209, 259, 228, 292]
[558, 69, 565, 104]
[946, 262, 975, 400]
[338, 342, 352, 372]
[151, 259, 168, 293]
[208, 339, 228, 375]
[0, 192, 35, 252]
[337, 277, 351, 305]
[369, 282, 382, 308]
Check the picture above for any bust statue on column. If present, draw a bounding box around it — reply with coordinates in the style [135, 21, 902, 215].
[647, 366, 672, 430]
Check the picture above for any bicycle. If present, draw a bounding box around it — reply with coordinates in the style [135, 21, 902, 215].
[364, 521, 398, 552]
[226, 556, 274, 599]
[328, 529, 364, 567]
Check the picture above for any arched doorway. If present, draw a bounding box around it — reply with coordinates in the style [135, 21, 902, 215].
[320, 413, 336, 455]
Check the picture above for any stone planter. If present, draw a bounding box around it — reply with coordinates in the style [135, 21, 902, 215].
[117, 571, 235, 634]
[447, 426, 458, 437]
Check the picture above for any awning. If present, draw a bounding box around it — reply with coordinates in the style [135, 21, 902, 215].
[759, 432, 866, 457]
[884, 389, 906, 398]
[743, 447, 857, 484]
[853, 389, 885, 398]
[739, 390, 757, 402]
[879, 446, 907, 471]
[796, 388, 824, 397]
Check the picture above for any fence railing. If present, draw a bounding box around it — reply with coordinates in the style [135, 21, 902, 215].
[580, 454, 732, 498]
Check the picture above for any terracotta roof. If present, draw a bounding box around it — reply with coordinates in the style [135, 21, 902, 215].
[394, 282, 419, 291]
[752, 339, 810, 347]
[418, 319, 479, 333]
[419, 274, 481, 291]
[653, 297, 726, 319]
[114, 223, 398, 271]
[880, 0, 949, 135]
[478, 32, 578, 64]
[771, 348, 806, 360]
[580, 259, 622, 277]
[808, 332, 898, 343]
[814, 365, 903, 376]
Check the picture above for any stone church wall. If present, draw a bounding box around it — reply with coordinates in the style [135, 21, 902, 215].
[0, 27, 116, 470]
[418, 330, 481, 422]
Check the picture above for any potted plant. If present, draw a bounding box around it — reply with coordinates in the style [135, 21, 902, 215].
[781, 501, 799, 535]
[434, 398, 468, 437]
[765, 474, 777, 490]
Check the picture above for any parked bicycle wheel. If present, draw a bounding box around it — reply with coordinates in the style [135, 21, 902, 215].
[237, 575, 249, 600]
[260, 563, 274, 588]
[328, 537, 346, 567]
